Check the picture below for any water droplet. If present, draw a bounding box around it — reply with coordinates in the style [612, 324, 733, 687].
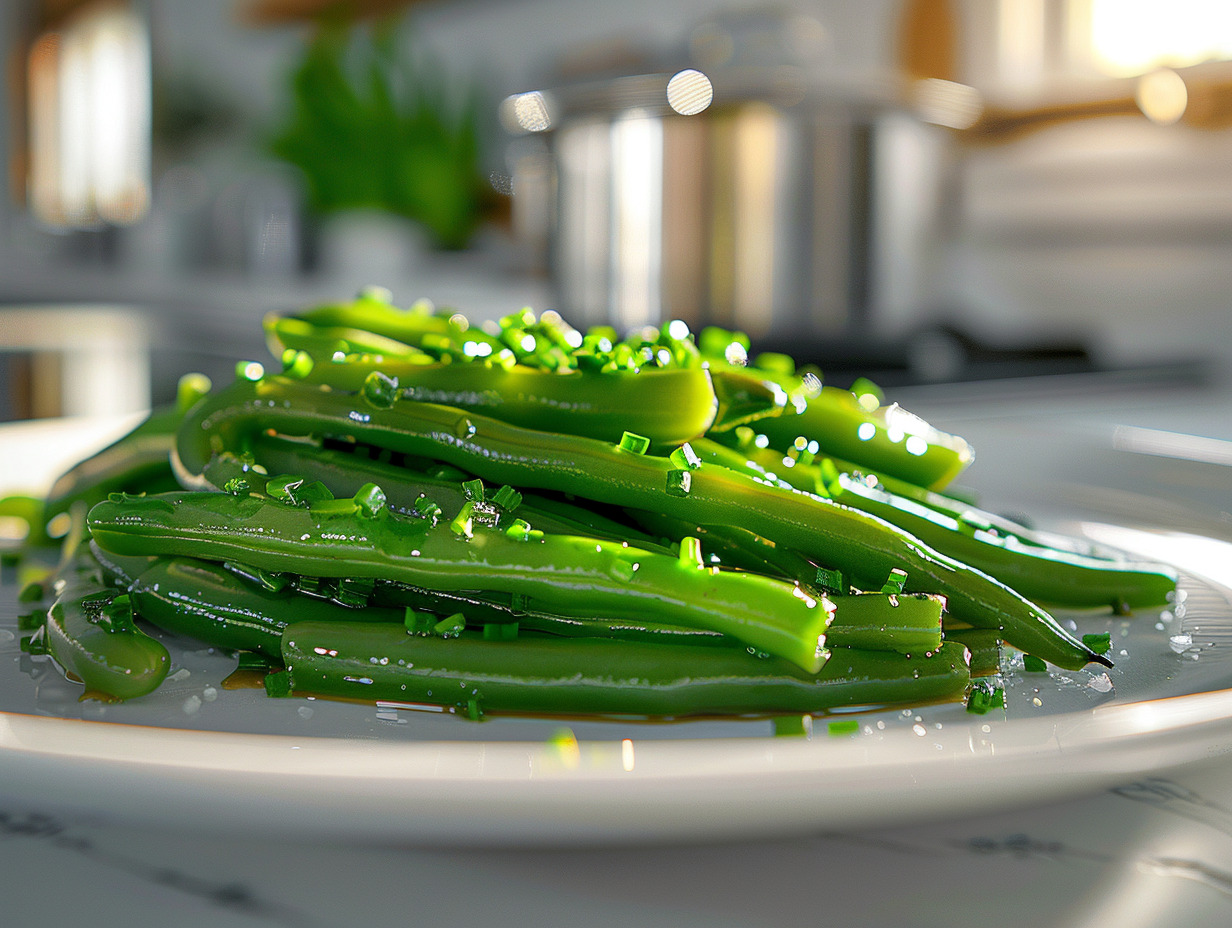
[1087, 673, 1114, 693]
[912, 723, 926, 736]
[298, 705, 314, 719]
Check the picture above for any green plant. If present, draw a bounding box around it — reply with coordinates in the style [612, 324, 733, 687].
[270, 19, 487, 249]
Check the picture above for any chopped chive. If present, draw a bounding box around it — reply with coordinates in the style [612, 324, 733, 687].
[280, 349, 314, 379]
[773, 714, 813, 737]
[881, 568, 908, 595]
[504, 518, 533, 540]
[966, 681, 1006, 714]
[176, 372, 212, 413]
[733, 426, 757, 451]
[678, 536, 704, 569]
[754, 352, 795, 376]
[413, 495, 441, 520]
[419, 332, 453, 356]
[849, 377, 884, 406]
[669, 442, 702, 471]
[490, 348, 518, 371]
[1082, 632, 1112, 655]
[358, 284, 393, 303]
[304, 497, 356, 517]
[465, 697, 484, 721]
[813, 566, 845, 594]
[263, 670, 292, 698]
[1023, 654, 1048, 673]
[618, 432, 651, 455]
[353, 483, 388, 519]
[461, 478, 485, 501]
[827, 718, 860, 736]
[450, 502, 475, 538]
[488, 485, 523, 512]
[666, 469, 692, 497]
[434, 614, 467, 638]
[404, 608, 436, 635]
[222, 476, 251, 495]
[266, 475, 305, 504]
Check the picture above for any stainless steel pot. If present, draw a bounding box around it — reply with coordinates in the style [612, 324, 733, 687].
[500, 14, 971, 346]
[501, 10, 1232, 354]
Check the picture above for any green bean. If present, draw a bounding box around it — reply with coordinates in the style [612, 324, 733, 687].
[942, 628, 1004, 677]
[87, 489, 834, 673]
[245, 434, 663, 548]
[128, 557, 401, 657]
[699, 432, 1108, 558]
[266, 290, 502, 358]
[277, 622, 974, 717]
[127, 552, 749, 654]
[44, 554, 170, 700]
[823, 593, 945, 654]
[291, 355, 722, 445]
[689, 437, 1177, 611]
[751, 385, 974, 491]
[173, 375, 1108, 670]
[823, 473, 1176, 610]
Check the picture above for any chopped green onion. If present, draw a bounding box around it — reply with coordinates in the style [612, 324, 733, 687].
[488, 485, 523, 512]
[619, 432, 651, 455]
[773, 714, 813, 737]
[1082, 632, 1112, 655]
[881, 568, 908, 595]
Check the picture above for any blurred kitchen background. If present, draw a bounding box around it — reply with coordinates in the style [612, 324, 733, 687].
[2, 0, 1231, 420]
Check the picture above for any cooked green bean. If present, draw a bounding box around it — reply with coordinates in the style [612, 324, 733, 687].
[173, 374, 1106, 670]
[688, 437, 1177, 610]
[44, 553, 170, 700]
[22, 292, 1182, 716]
[277, 622, 973, 717]
[88, 489, 834, 673]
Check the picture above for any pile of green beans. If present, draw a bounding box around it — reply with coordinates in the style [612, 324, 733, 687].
[15, 288, 1178, 721]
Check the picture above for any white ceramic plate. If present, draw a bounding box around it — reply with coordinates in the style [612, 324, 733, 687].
[2, 409, 1231, 846]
